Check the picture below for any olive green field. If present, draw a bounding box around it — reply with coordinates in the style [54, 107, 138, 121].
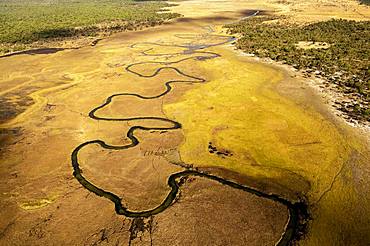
[0, 0, 179, 54]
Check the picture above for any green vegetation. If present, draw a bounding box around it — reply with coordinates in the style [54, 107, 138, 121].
[226, 17, 369, 119]
[0, 0, 179, 54]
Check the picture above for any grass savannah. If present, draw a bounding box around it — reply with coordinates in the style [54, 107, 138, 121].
[0, 0, 179, 54]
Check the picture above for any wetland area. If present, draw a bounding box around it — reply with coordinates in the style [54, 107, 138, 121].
[0, 0, 370, 245]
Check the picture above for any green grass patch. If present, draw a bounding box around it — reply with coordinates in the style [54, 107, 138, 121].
[0, 0, 179, 53]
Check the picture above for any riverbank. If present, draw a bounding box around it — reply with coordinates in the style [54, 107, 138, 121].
[229, 48, 370, 135]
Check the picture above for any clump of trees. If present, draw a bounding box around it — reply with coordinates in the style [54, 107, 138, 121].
[226, 17, 369, 119]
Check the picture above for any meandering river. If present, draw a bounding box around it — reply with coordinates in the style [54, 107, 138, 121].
[1, 1, 369, 245]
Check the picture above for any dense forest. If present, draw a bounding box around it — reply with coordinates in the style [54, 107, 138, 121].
[226, 17, 369, 120]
